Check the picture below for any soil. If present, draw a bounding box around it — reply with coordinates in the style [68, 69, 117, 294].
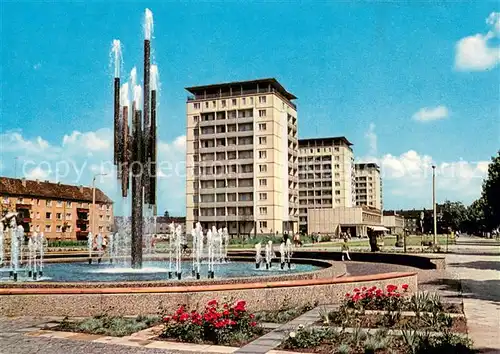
[318, 313, 467, 333]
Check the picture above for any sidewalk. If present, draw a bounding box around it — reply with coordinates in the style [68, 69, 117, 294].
[446, 236, 500, 353]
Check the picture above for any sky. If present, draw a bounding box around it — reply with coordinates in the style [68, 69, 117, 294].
[1, 1, 499, 216]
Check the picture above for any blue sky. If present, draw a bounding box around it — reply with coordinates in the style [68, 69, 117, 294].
[1, 2, 499, 215]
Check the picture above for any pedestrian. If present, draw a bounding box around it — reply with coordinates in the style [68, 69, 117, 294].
[341, 237, 351, 261]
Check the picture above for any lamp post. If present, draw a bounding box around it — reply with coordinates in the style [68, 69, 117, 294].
[91, 173, 108, 236]
[432, 165, 437, 247]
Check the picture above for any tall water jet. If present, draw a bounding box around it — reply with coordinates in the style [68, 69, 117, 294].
[207, 229, 215, 278]
[119, 83, 130, 197]
[149, 64, 159, 209]
[265, 240, 274, 269]
[175, 225, 182, 280]
[279, 242, 285, 269]
[285, 239, 293, 269]
[87, 232, 93, 264]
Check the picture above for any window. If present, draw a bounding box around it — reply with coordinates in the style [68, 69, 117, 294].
[212, 100, 216, 107]
[259, 137, 267, 145]
[57, 200, 63, 207]
[335, 182, 340, 186]
[259, 207, 268, 215]
[205, 101, 209, 108]
[66, 213, 72, 220]
[45, 212, 51, 219]
[36, 212, 40, 219]
[259, 221, 268, 229]
[36, 199, 41, 205]
[46, 200, 52, 206]
[317, 148, 320, 152]
[259, 164, 267, 173]
[250, 97, 254, 104]
[335, 198, 341, 204]
[232, 99, 237, 106]
[99, 215, 104, 220]
[334, 147, 339, 152]
[35, 225, 40, 232]
[221, 100, 226, 108]
[259, 193, 267, 200]
[335, 156, 340, 161]
[258, 123, 266, 131]
[2, 196, 9, 204]
[259, 109, 266, 117]
[194, 102, 200, 109]
[335, 190, 341, 195]
[259, 179, 267, 186]
[335, 164, 340, 169]
[56, 225, 62, 232]
[101, 204, 106, 210]
[99, 226, 103, 232]
[56, 213, 62, 220]
[193, 115, 199, 123]
[259, 96, 266, 104]
[259, 151, 267, 159]
[18, 197, 24, 203]
[66, 201, 72, 207]
[45, 225, 51, 232]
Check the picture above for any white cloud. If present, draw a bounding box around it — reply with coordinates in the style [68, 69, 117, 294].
[364, 123, 377, 156]
[359, 150, 490, 206]
[25, 166, 50, 180]
[412, 105, 449, 122]
[455, 12, 500, 71]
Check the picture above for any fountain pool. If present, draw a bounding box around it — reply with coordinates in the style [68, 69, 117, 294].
[0, 260, 322, 283]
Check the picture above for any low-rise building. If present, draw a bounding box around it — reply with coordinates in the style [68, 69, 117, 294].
[307, 206, 383, 238]
[382, 211, 405, 235]
[0, 177, 113, 240]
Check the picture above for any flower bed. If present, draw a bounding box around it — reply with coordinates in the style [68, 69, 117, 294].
[52, 314, 160, 337]
[159, 299, 265, 346]
[279, 284, 472, 353]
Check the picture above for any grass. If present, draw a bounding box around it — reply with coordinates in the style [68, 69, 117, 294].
[47, 240, 87, 248]
[55, 315, 160, 337]
[255, 303, 316, 323]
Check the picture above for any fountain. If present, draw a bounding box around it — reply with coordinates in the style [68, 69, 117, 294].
[27, 232, 45, 280]
[286, 238, 293, 269]
[0, 221, 4, 267]
[265, 241, 274, 269]
[279, 242, 286, 269]
[87, 232, 93, 264]
[255, 243, 262, 269]
[113, 8, 158, 269]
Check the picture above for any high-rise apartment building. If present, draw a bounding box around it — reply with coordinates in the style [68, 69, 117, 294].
[354, 163, 382, 210]
[185, 78, 299, 236]
[0, 177, 113, 240]
[298, 137, 355, 233]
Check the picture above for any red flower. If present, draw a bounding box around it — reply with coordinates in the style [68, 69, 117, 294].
[354, 288, 360, 293]
[176, 305, 185, 315]
[402, 284, 409, 291]
[249, 314, 255, 319]
[345, 293, 350, 297]
[207, 299, 218, 306]
[179, 313, 190, 322]
[223, 309, 230, 316]
[162, 315, 171, 322]
[361, 286, 367, 291]
[250, 321, 257, 327]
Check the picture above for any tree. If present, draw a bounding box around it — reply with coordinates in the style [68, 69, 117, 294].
[440, 200, 467, 232]
[482, 150, 500, 231]
[164, 210, 170, 218]
[463, 198, 486, 234]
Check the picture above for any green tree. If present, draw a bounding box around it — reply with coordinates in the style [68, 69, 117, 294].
[482, 150, 500, 230]
[463, 198, 486, 234]
[164, 210, 170, 218]
[440, 200, 467, 232]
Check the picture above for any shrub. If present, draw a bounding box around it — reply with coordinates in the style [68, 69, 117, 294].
[282, 325, 334, 349]
[161, 299, 261, 345]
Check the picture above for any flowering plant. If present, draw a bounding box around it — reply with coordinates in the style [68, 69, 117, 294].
[161, 299, 260, 345]
[344, 284, 409, 311]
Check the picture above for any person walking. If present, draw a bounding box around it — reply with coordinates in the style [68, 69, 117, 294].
[341, 237, 351, 261]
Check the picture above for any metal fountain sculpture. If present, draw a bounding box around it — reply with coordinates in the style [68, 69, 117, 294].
[112, 9, 158, 269]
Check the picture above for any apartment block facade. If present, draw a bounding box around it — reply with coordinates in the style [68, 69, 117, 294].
[298, 137, 355, 233]
[354, 163, 382, 210]
[185, 78, 299, 236]
[0, 177, 113, 240]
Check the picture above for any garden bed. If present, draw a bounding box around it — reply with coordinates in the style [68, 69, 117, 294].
[50, 315, 160, 337]
[255, 303, 317, 323]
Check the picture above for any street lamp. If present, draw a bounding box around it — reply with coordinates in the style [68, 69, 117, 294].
[432, 165, 437, 247]
[91, 173, 108, 236]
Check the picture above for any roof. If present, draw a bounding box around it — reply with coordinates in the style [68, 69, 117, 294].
[298, 136, 353, 147]
[0, 177, 112, 204]
[185, 78, 297, 100]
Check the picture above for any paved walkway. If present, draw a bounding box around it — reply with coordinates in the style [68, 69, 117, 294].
[445, 236, 500, 353]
